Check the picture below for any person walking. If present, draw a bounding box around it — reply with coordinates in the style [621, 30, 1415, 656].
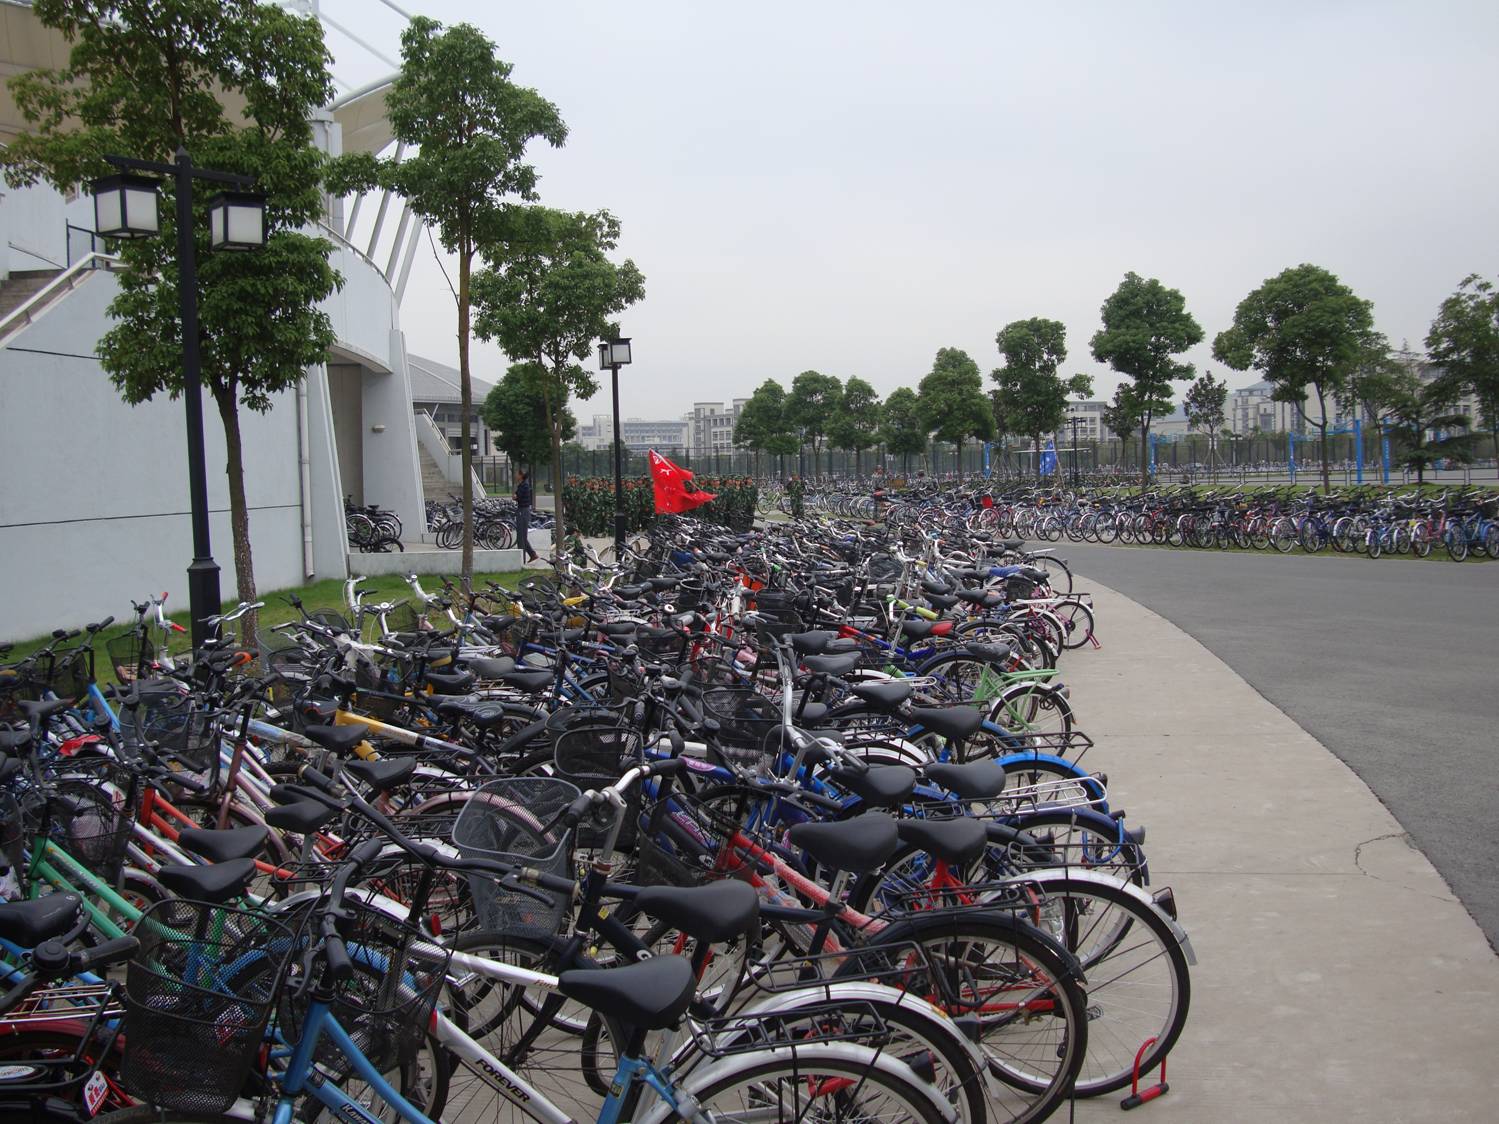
[515, 469, 539, 563]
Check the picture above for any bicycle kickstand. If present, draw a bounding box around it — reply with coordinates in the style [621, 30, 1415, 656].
[1120, 1036, 1168, 1110]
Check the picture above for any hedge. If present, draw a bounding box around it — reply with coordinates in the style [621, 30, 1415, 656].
[562, 476, 759, 536]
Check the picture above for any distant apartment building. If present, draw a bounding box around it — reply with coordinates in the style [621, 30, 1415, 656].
[688, 399, 747, 455]
[577, 414, 690, 452]
[1063, 400, 1110, 443]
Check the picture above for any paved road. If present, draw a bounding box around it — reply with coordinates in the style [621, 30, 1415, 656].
[1054, 544, 1499, 948]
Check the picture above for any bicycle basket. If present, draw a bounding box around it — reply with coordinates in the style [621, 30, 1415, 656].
[701, 687, 780, 762]
[285, 904, 452, 1079]
[553, 725, 643, 850]
[118, 685, 218, 776]
[47, 757, 141, 885]
[122, 900, 295, 1115]
[383, 600, 425, 635]
[105, 630, 152, 683]
[47, 645, 93, 701]
[452, 777, 578, 940]
[307, 608, 353, 634]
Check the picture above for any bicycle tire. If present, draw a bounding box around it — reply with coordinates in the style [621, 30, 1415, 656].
[660, 1044, 955, 1124]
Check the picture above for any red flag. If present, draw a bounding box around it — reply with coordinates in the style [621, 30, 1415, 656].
[649, 450, 716, 514]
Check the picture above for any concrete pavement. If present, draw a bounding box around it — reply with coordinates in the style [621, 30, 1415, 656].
[1049, 542, 1499, 951]
[1064, 575, 1499, 1121]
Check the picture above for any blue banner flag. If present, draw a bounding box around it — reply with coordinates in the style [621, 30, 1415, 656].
[1040, 439, 1058, 476]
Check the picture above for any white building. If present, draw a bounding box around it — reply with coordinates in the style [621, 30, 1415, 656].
[0, 0, 504, 639]
[577, 414, 690, 452]
[688, 399, 747, 455]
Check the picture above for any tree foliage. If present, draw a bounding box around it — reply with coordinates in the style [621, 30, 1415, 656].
[785, 371, 843, 473]
[471, 206, 645, 549]
[1184, 370, 1229, 477]
[733, 378, 798, 474]
[331, 16, 566, 576]
[1212, 264, 1375, 493]
[1091, 273, 1203, 487]
[992, 319, 1088, 478]
[2, 0, 341, 640]
[1378, 358, 1474, 482]
[918, 348, 993, 480]
[1101, 385, 1141, 448]
[880, 387, 928, 471]
[1426, 273, 1499, 460]
[481, 362, 575, 470]
[828, 376, 883, 473]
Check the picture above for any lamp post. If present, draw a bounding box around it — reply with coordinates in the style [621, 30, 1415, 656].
[92, 149, 265, 649]
[1069, 412, 1081, 486]
[597, 338, 632, 555]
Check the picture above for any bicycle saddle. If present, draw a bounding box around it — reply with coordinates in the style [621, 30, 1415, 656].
[157, 858, 256, 904]
[787, 813, 900, 875]
[850, 680, 913, 712]
[497, 668, 552, 693]
[344, 757, 418, 794]
[461, 655, 517, 680]
[178, 825, 268, 863]
[558, 954, 696, 1031]
[302, 724, 367, 755]
[787, 630, 835, 656]
[0, 894, 81, 947]
[924, 759, 1007, 800]
[635, 880, 760, 944]
[895, 619, 937, 640]
[434, 698, 512, 730]
[910, 706, 985, 743]
[925, 592, 960, 611]
[828, 764, 917, 810]
[802, 651, 861, 677]
[423, 670, 475, 696]
[265, 799, 340, 835]
[897, 816, 988, 866]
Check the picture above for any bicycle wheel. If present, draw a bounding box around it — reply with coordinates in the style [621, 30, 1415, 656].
[1015, 874, 1191, 1096]
[1270, 519, 1298, 553]
[1446, 527, 1469, 561]
[863, 911, 1088, 1113]
[1049, 599, 1094, 649]
[987, 682, 1073, 739]
[670, 1044, 954, 1124]
[1484, 524, 1499, 559]
[1030, 556, 1072, 596]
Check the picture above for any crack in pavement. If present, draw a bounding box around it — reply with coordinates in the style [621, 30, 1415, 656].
[1353, 831, 1458, 904]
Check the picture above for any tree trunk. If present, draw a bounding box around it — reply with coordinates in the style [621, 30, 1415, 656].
[1313, 386, 1331, 494]
[457, 237, 474, 584]
[1140, 420, 1152, 491]
[213, 382, 257, 646]
[1033, 434, 1041, 482]
[540, 367, 565, 563]
[954, 438, 963, 482]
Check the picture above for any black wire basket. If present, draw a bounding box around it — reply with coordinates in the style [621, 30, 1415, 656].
[553, 724, 643, 850]
[118, 683, 218, 777]
[122, 900, 296, 1115]
[45, 756, 141, 886]
[701, 687, 781, 767]
[105, 630, 153, 684]
[452, 777, 578, 940]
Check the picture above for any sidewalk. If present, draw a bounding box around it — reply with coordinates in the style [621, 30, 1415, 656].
[1064, 576, 1499, 1121]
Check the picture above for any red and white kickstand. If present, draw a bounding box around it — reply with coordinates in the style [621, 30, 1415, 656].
[1119, 1036, 1168, 1110]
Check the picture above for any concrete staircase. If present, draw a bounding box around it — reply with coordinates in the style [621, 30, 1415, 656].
[419, 445, 458, 505]
[0, 269, 62, 322]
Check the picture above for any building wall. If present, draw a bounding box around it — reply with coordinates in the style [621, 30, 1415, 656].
[0, 272, 312, 639]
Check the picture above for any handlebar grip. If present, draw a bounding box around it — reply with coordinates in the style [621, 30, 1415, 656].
[645, 758, 687, 779]
[323, 930, 353, 985]
[76, 935, 139, 973]
[299, 766, 335, 792]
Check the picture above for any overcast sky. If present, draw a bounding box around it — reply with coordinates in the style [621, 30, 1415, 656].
[316, 0, 1499, 419]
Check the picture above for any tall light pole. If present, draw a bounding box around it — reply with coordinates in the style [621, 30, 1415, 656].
[93, 149, 265, 649]
[598, 338, 632, 555]
[1069, 412, 1081, 486]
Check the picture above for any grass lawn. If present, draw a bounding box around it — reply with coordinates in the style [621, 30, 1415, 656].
[2, 570, 529, 686]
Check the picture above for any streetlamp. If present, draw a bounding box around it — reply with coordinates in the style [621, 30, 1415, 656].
[1069, 410, 1081, 487]
[92, 148, 265, 649]
[597, 337, 632, 555]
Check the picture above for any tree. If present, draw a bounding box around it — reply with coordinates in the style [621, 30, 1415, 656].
[1379, 360, 1474, 483]
[1101, 385, 1141, 474]
[784, 371, 843, 477]
[991, 319, 1089, 479]
[1091, 273, 1204, 488]
[734, 378, 793, 478]
[1426, 274, 1499, 467]
[471, 207, 644, 557]
[918, 348, 994, 480]
[482, 362, 575, 472]
[880, 387, 927, 475]
[828, 377, 882, 476]
[1184, 371, 1229, 478]
[331, 17, 566, 578]
[3, 0, 340, 642]
[1212, 264, 1374, 493]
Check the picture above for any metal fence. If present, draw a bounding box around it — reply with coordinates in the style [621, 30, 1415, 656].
[476, 430, 1498, 491]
